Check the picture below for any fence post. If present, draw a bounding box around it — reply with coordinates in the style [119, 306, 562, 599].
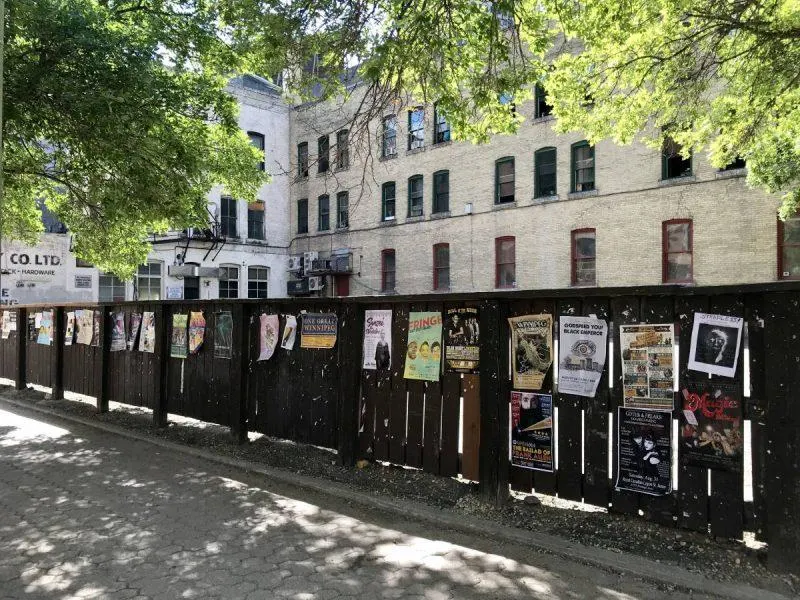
[153, 304, 169, 427]
[230, 303, 249, 444]
[478, 298, 509, 507]
[51, 307, 65, 400]
[14, 307, 27, 390]
[97, 307, 110, 413]
[337, 302, 363, 467]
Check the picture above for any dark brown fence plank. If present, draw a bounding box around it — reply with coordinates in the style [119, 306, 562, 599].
[358, 369, 377, 457]
[462, 374, 480, 481]
[745, 295, 767, 541]
[404, 302, 427, 469]
[507, 300, 533, 494]
[479, 298, 507, 504]
[439, 371, 461, 477]
[387, 304, 408, 464]
[556, 298, 583, 502]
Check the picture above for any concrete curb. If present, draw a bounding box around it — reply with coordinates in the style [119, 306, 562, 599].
[0, 394, 789, 600]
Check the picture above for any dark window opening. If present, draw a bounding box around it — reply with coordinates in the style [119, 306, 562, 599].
[571, 142, 595, 192]
[297, 198, 309, 234]
[535, 147, 557, 197]
[382, 182, 396, 221]
[495, 158, 515, 204]
[662, 137, 692, 179]
[318, 194, 330, 231]
[318, 135, 329, 173]
[433, 170, 450, 214]
[408, 175, 424, 217]
[381, 249, 396, 293]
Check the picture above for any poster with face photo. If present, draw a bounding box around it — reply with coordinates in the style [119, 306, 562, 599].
[615, 407, 672, 496]
[37, 310, 53, 346]
[110, 312, 126, 351]
[127, 313, 142, 351]
[445, 308, 480, 373]
[91, 310, 101, 347]
[510, 392, 554, 472]
[509, 315, 553, 390]
[680, 381, 743, 472]
[362, 310, 392, 370]
[403, 312, 442, 381]
[64, 311, 75, 345]
[687, 313, 743, 378]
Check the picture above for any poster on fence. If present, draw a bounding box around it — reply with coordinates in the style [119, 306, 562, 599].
[687, 313, 743, 378]
[1, 311, 10, 340]
[110, 312, 126, 352]
[37, 310, 53, 345]
[445, 307, 480, 373]
[91, 310, 101, 346]
[188, 311, 205, 355]
[619, 324, 675, 410]
[171, 314, 188, 358]
[509, 314, 553, 390]
[510, 391, 554, 472]
[64, 312, 75, 345]
[213, 311, 232, 359]
[257, 314, 279, 360]
[558, 316, 608, 397]
[127, 313, 142, 351]
[680, 380, 743, 472]
[139, 312, 156, 353]
[300, 313, 338, 349]
[76, 310, 93, 345]
[362, 310, 392, 370]
[8, 310, 17, 333]
[403, 311, 442, 382]
[281, 315, 297, 350]
[28, 313, 37, 341]
[615, 407, 672, 496]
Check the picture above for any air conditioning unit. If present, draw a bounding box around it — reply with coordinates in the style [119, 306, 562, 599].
[310, 258, 331, 274]
[288, 255, 303, 272]
[308, 276, 324, 291]
[303, 251, 318, 273]
[287, 279, 310, 296]
[330, 254, 352, 273]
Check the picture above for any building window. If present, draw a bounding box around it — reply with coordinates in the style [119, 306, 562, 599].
[337, 192, 349, 229]
[433, 243, 450, 291]
[495, 157, 515, 204]
[723, 157, 746, 171]
[534, 84, 552, 119]
[433, 170, 449, 214]
[248, 131, 265, 171]
[381, 249, 396, 293]
[408, 107, 424, 150]
[382, 182, 396, 221]
[495, 236, 515, 288]
[434, 103, 450, 144]
[248, 266, 269, 299]
[778, 214, 800, 280]
[408, 175, 424, 217]
[297, 198, 309, 234]
[183, 263, 200, 300]
[98, 274, 126, 302]
[662, 137, 692, 179]
[318, 194, 330, 231]
[571, 229, 596, 286]
[136, 262, 162, 300]
[219, 265, 239, 299]
[220, 196, 237, 237]
[534, 147, 557, 198]
[76, 258, 94, 268]
[382, 115, 397, 158]
[571, 141, 595, 192]
[247, 201, 265, 240]
[336, 129, 349, 170]
[662, 219, 693, 283]
[297, 142, 309, 178]
[318, 135, 329, 173]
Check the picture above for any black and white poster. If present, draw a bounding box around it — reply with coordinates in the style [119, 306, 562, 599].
[680, 381, 743, 472]
[510, 392, 554, 472]
[362, 309, 392, 370]
[445, 307, 480, 373]
[688, 313, 743, 378]
[616, 407, 672, 496]
[558, 315, 607, 397]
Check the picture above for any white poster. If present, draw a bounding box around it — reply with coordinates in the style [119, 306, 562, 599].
[1, 311, 10, 339]
[362, 310, 392, 370]
[558, 316, 608, 397]
[76, 310, 94, 345]
[257, 314, 279, 361]
[688, 312, 744, 378]
[281, 315, 297, 350]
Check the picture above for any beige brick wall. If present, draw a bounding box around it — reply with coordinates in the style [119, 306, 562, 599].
[287, 90, 782, 296]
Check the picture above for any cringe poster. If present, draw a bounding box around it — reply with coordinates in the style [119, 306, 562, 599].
[362, 310, 392, 370]
[509, 314, 553, 390]
[403, 312, 442, 382]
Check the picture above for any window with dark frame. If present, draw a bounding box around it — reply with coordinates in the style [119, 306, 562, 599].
[433, 243, 450, 291]
[408, 175, 424, 217]
[381, 249, 396, 293]
[382, 182, 396, 221]
[778, 213, 800, 280]
[337, 191, 349, 229]
[534, 147, 557, 198]
[318, 135, 329, 173]
[408, 107, 425, 150]
[571, 141, 595, 192]
[247, 201, 265, 240]
[662, 137, 692, 179]
[495, 157, 515, 204]
[495, 236, 516, 288]
[318, 194, 330, 231]
[382, 115, 397, 157]
[297, 198, 309, 234]
[571, 229, 596, 286]
[219, 265, 239, 299]
[662, 219, 693, 283]
[248, 131, 265, 171]
[723, 157, 746, 171]
[220, 196, 237, 237]
[433, 170, 450, 213]
[248, 266, 269, 299]
[434, 103, 450, 144]
[297, 142, 309, 177]
[336, 129, 349, 169]
[534, 84, 553, 119]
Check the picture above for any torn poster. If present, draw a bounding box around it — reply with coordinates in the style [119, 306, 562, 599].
[280, 315, 297, 350]
[91, 310, 101, 347]
[188, 311, 205, 355]
[257, 314, 279, 361]
[127, 313, 142, 351]
[139, 312, 156, 353]
[110, 312, 126, 352]
[76, 310, 94, 345]
[65, 311, 75, 345]
[171, 314, 189, 358]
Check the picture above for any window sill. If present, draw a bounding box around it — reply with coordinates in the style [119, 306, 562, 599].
[379, 154, 398, 162]
[432, 287, 451, 293]
[295, 175, 309, 183]
[379, 218, 397, 227]
[431, 141, 452, 150]
[296, 232, 309, 237]
[659, 175, 696, 187]
[571, 282, 597, 288]
[663, 280, 696, 286]
[532, 115, 556, 125]
[715, 168, 747, 180]
[317, 228, 331, 234]
[380, 289, 398, 295]
[316, 171, 330, 178]
[430, 211, 451, 220]
[406, 147, 426, 156]
[406, 215, 425, 223]
[334, 166, 350, 173]
[568, 189, 598, 200]
[533, 194, 559, 204]
[496, 285, 517, 290]
[492, 201, 517, 211]
[335, 226, 349, 232]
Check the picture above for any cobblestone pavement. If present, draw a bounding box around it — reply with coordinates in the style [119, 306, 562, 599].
[0, 404, 715, 600]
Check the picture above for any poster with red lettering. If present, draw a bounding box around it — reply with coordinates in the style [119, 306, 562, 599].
[680, 381, 743, 472]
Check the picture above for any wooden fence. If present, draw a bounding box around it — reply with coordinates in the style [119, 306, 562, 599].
[0, 282, 798, 574]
